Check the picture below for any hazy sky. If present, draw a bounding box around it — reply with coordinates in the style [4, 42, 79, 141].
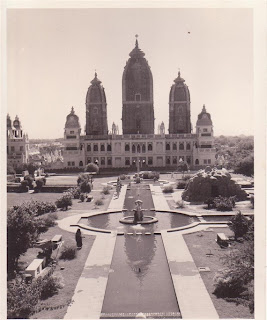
[7, 8, 253, 139]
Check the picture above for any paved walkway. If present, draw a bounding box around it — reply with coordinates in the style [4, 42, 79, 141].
[150, 185, 170, 211]
[107, 185, 127, 211]
[161, 230, 219, 319]
[64, 233, 117, 319]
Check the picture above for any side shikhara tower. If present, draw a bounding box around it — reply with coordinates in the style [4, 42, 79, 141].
[85, 73, 108, 136]
[122, 37, 154, 134]
[169, 71, 191, 134]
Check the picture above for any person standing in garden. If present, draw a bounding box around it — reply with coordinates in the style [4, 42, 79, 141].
[75, 228, 83, 249]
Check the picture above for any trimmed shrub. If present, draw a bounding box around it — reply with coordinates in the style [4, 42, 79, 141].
[95, 198, 104, 206]
[142, 171, 160, 180]
[80, 180, 92, 194]
[102, 186, 111, 195]
[213, 268, 246, 298]
[40, 273, 64, 300]
[14, 177, 21, 183]
[80, 194, 85, 202]
[59, 245, 77, 260]
[55, 192, 72, 210]
[135, 177, 141, 184]
[183, 174, 191, 181]
[229, 211, 250, 240]
[213, 196, 234, 211]
[67, 187, 81, 199]
[176, 200, 185, 208]
[20, 180, 29, 192]
[24, 175, 34, 189]
[84, 163, 99, 173]
[177, 181, 187, 189]
[34, 179, 44, 192]
[204, 197, 215, 209]
[120, 174, 126, 180]
[163, 185, 174, 193]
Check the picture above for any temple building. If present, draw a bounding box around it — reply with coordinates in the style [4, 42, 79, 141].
[63, 38, 216, 170]
[7, 114, 29, 167]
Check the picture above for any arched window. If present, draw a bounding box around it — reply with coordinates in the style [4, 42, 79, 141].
[79, 161, 83, 167]
[125, 158, 130, 166]
[101, 157, 105, 165]
[132, 144, 136, 153]
[142, 144, 146, 153]
[125, 144, 130, 152]
[173, 143, 177, 150]
[101, 144, 105, 152]
[186, 143, 191, 150]
[107, 144, 112, 152]
[148, 143, 153, 151]
[173, 157, 177, 165]
[195, 159, 199, 165]
[166, 143, 170, 151]
[87, 145, 91, 151]
[166, 157, 171, 165]
[107, 157, 112, 165]
[179, 143, 184, 150]
[137, 144, 141, 153]
[93, 144, 98, 152]
[87, 158, 91, 164]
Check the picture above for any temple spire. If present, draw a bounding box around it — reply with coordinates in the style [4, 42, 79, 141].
[135, 34, 139, 48]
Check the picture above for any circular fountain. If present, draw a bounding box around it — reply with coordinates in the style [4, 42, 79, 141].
[119, 199, 158, 225]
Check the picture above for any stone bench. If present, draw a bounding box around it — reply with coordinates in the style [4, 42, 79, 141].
[25, 258, 44, 278]
[51, 234, 62, 249]
[217, 233, 229, 247]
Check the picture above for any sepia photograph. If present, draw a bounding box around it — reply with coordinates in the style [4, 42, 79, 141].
[1, 1, 266, 319]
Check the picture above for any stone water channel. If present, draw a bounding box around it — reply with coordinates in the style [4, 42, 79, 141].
[99, 184, 182, 318]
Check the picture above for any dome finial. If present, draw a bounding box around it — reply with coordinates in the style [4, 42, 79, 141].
[94, 69, 97, 78]
[71, 106, 74, 114]
[178, 68, 181, 78]
[202, 104, 206, 112]
[135, 34, 139, 48]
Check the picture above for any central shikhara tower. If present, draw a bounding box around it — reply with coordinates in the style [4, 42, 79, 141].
[122, 37, 154, 134]
[62, 36, 216, 169]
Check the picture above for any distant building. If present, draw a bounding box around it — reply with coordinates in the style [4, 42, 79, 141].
[7, 114, 29, 167]
[63, 38, 216, 170]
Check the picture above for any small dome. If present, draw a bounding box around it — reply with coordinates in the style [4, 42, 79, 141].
[13, 115, 21, 128]
[65, 107, 80, 128]
[196, 105, 213, 126]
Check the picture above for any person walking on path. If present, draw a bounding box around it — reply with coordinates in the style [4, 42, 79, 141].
[75, 228, 83, 249]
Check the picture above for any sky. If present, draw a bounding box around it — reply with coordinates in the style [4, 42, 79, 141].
[6, 8, 253, 139]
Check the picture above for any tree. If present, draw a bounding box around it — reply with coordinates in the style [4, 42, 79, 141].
[7, 165, 16, 175]
[234, 155, 254, 177]
[84, 163, 99, 174]
[7, 206, 40, 272]
[228, 211, 250, 240]
[7, 276, 41, 318]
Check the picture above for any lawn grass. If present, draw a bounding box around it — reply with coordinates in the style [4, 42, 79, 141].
[7, 187, 114, 211]
[183, 227, 253, 319]
[15, 219, 95, 319]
